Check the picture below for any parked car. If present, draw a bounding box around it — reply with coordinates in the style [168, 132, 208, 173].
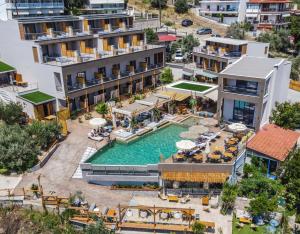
[174, 49, 184, 63]
[181, 19, 193, 27]
[196, 28, 212, 35]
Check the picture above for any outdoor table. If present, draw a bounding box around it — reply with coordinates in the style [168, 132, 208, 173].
[107, 208, 116, 217]
[168, 195, 179, 202]
[160, 212, 168, 219]
[209, 153, 221, 160]
[227, 140, 237, 146]
[229, 137, 239, 142]
[193, 154, 203, 161]
[102, 132, 110, 137]
[140, 211, 147, 218]
[224, 152, 234, 158]
[239, 217, 251, 224]
[228, 147, 238, 153]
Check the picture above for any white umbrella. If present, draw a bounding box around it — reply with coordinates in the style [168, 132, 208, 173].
[176, 140, 196, 151]
[228, 123, 247, 133]
[205, 141, 210, 155]
[89, 118, 107, 127]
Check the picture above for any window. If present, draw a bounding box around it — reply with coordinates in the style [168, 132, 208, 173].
[264, 78, 271, 95]
[54, 72, 62, 92]
[264, 46, 268, 54]
[233, 100, 255, 126]
[67, 74, 72, 87]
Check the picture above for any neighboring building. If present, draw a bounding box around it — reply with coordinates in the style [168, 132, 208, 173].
[183, 37, 269, 84]
[83, 0, 126, 14]
[197, 0, 247, 24]
[0, 0, 64, 21]
[0, 14, 165, 117]
[217, 56, 291, 131]
[245, 0, 291, 31]
[246, 124, 300, 176]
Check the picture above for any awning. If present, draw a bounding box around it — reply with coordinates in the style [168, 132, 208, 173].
[161, 171, 229, 183]
[159, 91, 190, 102]
[158, 34, 177, 42]
[204, 89, 218, 102]
[182, 71, 193, 76]
[195, 70, 218, 79]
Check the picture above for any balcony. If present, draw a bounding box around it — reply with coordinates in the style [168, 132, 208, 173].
[223, 85, 259, 96]
[194, 46, 241, 59]
[24, 28, 84, 41]
[7, 2, 64, 9]
[43, 45, 163, 66]
[67, 63, 163, 93]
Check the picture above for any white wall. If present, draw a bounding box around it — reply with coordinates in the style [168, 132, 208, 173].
[0, 0, 8, 21]
[0, 20, 65, 100]
[247, 42, 269, 58]
[16, 96, 35, 119]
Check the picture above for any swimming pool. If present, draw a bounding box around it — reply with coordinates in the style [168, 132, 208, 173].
[87, 124, 187, 165]
[180, 116, 201, 127]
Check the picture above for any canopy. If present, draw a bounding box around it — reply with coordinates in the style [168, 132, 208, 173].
[228, 123, 247, 132]
[89, 118, 107, 127]
[161, 171, 229, 183]
[176, 140, 196, 151]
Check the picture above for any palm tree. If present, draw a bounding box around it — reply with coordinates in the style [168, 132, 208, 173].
[189, 97, 197, 113]
[95, 102, 108, 117]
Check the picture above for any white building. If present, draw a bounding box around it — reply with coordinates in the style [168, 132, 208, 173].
[84, 0, 126, 14]
[0, 0, 64, 21]
[197, 0, 247, 24]
[217, 56, 291, 131]
[0, 14, 165, 119]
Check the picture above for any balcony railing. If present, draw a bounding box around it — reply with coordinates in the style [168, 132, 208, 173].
[67, 63, 163, 92]
[24, 28, 84, 41]
[193, 46, 241, 58]
[8, 2, 64, 9]
[223, 85, 259, 96]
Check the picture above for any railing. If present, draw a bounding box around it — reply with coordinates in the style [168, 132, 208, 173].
[193, 46, 241, 58]
[67, 64, 163, 92]
[223, 85, 259, 96]
[198, 8, 238, 12]
[8, 2, 64, 9]
[261, 7, 290, 12]
[165, 188, 222, 196]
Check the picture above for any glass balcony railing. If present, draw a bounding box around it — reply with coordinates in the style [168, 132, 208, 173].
[9, 2, 64, 9]
[67, 64, 163, 92]
[223, 85, 259, 96]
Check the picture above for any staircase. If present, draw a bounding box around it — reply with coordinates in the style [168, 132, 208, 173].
[0, 89, 16, 103]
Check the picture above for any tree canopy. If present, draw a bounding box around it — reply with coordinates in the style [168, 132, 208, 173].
[151, 0, 167, 8]
[249, 193, 277, 216]
[181, 34, 199, 54]
[226, 23, 245, 40]
[257, 29, 291, 53]
[221, 183, 238, 214]
[192, 221, 205, 234]
[290, 55, 300, 81]
[0, 101, 24, 125]
[145, 28, 158, 44]
[95, 102, 109, 117]
[159, 67, 174, 84]
[175, 0, 189, 13]
[269, 102, 300, 130]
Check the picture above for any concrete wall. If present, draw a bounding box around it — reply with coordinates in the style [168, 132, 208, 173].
[16, 96, 36, 119]
[247, 42, 269, 58]
[0, 20, 65, 102]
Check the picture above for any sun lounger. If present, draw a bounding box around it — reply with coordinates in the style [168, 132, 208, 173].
[158, 192, 167, 200]
[88, 133, 103, 141]
[180, 194, 190, 204]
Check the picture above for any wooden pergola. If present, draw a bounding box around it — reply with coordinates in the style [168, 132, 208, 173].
[161, 171, 230, 183]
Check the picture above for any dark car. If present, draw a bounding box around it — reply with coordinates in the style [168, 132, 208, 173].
[181, 19, 193, 27]
[196, 28, 212, 35]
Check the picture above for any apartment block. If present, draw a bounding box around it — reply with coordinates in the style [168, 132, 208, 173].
[217, 56, 291, 131]
[183, 37, 269, 84]
[0, 14, 165, 119]
[84, 0, 126, 14]
[0, 0, 64, 20]
[246, 0, 291, 30]
[197, 0, 247, 24]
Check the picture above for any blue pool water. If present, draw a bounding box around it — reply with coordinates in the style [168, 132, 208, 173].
[87, 124, 187, 165]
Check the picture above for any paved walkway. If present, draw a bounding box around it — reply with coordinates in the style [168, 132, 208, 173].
[16, 117, 139, 208]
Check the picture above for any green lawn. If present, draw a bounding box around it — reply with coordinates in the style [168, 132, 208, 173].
[0, 61, 15, 73]
[172, 82, 211, 92]
[20, 91, 54, 104]
[232, 217, 269, 234]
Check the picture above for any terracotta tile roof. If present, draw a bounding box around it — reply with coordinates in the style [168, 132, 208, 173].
[247, 124, 300, 161]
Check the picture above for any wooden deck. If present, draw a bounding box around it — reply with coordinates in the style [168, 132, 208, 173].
[119, 222, 193, 232]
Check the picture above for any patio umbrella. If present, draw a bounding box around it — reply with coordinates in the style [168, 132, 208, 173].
[228, 123, 247, 133]
[89, 118, 107, 127]
[176, 140, 196, 151]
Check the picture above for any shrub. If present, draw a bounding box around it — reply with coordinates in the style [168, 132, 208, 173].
[175, 0, 189, 14]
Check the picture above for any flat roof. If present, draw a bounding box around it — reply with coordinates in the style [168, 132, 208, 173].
[205, 37, 248, 46]
[0, 61, 15, 73]
[220, 56, 283, 79]
[247, 124, 300, 161]
[19, 91, 55, 105]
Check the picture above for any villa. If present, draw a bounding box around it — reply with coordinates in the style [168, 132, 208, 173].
[0, 13, 165, 119]
[216, 56, 291, 131]
[183, 37, 269, 83]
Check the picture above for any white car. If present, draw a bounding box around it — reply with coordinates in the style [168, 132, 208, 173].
[174, 50, 184, 63]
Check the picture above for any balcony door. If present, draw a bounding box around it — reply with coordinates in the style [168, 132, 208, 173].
[233, 100, 255, 126]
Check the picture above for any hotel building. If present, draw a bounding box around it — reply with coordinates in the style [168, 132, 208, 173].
[183, 37, 269, 84]
[217, 56, 291, 131]
[0, 14, 165, 119]
[0, 0, 64, 20]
